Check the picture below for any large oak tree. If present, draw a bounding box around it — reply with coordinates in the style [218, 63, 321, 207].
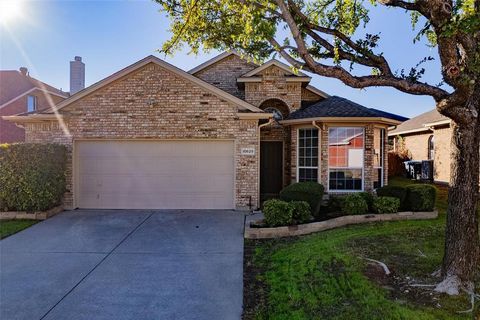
[155, 0, 480, 294]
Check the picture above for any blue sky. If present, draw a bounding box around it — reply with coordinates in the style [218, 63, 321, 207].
[0, 0, 444, 118]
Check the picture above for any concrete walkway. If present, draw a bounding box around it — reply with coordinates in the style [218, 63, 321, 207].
[0, 210, 244, 320]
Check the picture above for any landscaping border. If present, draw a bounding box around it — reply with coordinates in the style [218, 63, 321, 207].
[244, 210, 438, 239]
[0, 206, 63, 221]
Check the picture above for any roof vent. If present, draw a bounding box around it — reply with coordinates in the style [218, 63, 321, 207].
[19, 67, 28, 76]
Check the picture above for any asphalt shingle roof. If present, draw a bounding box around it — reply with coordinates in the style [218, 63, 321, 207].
[288, 96, 408, 122]
[389, 108, 448, 135]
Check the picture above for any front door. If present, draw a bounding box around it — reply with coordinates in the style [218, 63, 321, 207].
[260, 141, 283, 204]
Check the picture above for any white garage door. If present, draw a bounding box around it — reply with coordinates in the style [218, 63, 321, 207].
[75, 140, 235, 209]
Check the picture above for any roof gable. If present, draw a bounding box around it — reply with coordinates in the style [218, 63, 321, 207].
[43, 55, 263, 114]
[188, 50, 256, 74]
[241, 59, 309, 78]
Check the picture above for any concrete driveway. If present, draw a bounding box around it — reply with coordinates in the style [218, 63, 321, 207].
[0, 210, 244, 320]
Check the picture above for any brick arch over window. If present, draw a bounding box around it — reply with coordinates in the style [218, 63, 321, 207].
[259, 98, 290, 121]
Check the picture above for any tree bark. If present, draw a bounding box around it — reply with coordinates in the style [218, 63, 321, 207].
[440, 93, 480, 293]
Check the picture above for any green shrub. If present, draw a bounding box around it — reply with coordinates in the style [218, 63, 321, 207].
[279, 182, 324, 218]
[342, 194, 369, 215]
[358, 192, 375, 211]
[263, 199, 293, 227]
[290, 201, 311, 224]
[324, 196, 345, 213]
[376, 185, 408, 209]
[405, 184, 437, 211]
[0, 143, 67, 211]
[373, 196, 400, 214]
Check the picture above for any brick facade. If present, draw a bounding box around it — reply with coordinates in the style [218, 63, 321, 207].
[13, 53, 398, 211]
[24, 62, 259, 210]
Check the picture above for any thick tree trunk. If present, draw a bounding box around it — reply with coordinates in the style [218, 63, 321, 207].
[438, 95, 480, 294]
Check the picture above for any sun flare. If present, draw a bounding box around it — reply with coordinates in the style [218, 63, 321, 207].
[0, 0, 22, 25]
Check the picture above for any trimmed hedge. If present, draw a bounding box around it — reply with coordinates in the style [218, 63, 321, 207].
[263, 199, 293, 227]
[376, 185, 408, 209]
[279, 182, 324, 218]
[405, 184, 437, 211]
[342, 194, 369, 215]
[358, 192, 375, 212]
[0, 143, 67, 212]
[373, 196, 400, 214]
[290, 201, 311, 224]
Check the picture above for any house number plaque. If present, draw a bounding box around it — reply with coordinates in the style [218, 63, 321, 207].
[241, 148, 255, 156]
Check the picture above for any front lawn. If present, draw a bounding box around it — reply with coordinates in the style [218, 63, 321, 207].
[0, 220, 37, 239]
[243, 177, 479, 319]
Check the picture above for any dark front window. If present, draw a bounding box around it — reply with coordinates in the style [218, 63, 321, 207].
[328, 127, 364, 191]
[298, 128, 319, 182]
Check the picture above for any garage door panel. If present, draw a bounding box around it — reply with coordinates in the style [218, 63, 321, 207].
[76, 140, 235, 209]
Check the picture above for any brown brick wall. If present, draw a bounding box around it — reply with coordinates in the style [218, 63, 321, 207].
[244, 66, 303, 112]
[193, 54, 256, 99]
[0, 89, 65, 143]
[24, 62, 260, 210]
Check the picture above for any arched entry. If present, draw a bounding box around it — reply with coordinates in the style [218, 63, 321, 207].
[259, 98, 290, 121]
[259, 99, 290, 204]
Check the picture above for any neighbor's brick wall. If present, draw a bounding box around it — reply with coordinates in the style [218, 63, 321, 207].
[433, 126, 451, 183]
[0, 89, 65, 143]
[402, 132, 432, 161]
[24, 62, 260, 210]
[193, 54, 257, 100]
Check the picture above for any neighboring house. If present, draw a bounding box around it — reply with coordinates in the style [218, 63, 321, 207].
[3, 51, 407, 210]
[0, 67, 69, 143]
[388, 109, 451, 183]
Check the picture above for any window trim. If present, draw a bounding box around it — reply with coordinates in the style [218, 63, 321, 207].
[296, 127, 320, 183]
[27, 95, 37, 112]
[373, 128, 385, 189]
[327, 126, 365, 192]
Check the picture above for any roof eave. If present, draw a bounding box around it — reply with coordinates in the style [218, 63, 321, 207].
[280, 117, 402, 126]
[387, 127, 432, 136]
[2, 114, 67, 123]
[237, 76, 311, 83]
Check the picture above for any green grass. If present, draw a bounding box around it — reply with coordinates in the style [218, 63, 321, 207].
[0, 219, 37, 239]
[245, 177, 478, 320]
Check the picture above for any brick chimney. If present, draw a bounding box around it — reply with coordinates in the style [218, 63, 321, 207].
[70, 56, 85, 95]
[19, 67, 28, 76]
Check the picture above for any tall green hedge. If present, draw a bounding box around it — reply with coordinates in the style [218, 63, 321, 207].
[0, 143, 67, 211]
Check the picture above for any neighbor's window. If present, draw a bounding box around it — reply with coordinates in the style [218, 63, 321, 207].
[328, 127, 364, 191]
[298, 128, 319, 182]
[428, 135, 435, 160]
[27, 95, 36, 112]
[373, 128, 385, 189]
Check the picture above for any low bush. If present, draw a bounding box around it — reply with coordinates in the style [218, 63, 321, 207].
[376, 185, 408, 209]
[373, 196, 400, 214]
[358, 192, 374, 212]
[324, 196, 345, 213]
[279, 182, 324, 218]
[290, 201, 311, 224]
[263, 199, 293, 227]
[0, 143, 67, 212]
[342, 194, 369, 215]
[405, 184, 437, 211]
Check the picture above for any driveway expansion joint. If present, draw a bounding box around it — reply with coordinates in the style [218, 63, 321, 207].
[38, 212, 153, 320]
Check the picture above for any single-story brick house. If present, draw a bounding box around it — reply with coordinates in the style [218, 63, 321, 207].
[4, 51, 406, 210]
[388, 109, 452, 183]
